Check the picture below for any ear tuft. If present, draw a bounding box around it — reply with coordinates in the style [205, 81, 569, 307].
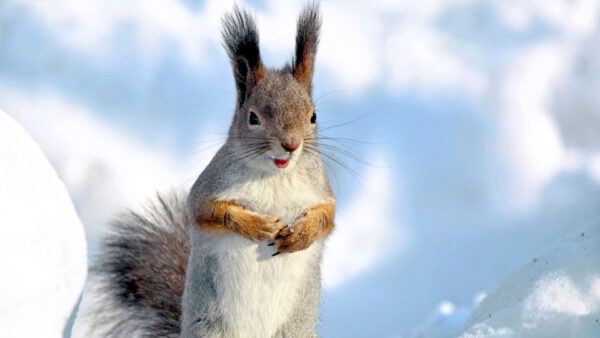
[292, 3, 321, 95]
[222, 6, 265, 106]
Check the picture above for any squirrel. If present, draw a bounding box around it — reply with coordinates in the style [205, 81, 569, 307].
[72, 4, 336, 338]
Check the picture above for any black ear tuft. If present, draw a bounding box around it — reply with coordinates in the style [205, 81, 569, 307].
[222, 6, 265, 106]
[292, 3, 321, 95]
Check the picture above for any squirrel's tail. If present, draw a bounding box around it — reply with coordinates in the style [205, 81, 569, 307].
[73, 193, 189, 338]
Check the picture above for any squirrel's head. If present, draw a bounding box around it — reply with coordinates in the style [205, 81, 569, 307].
[222, 4, 321, 173]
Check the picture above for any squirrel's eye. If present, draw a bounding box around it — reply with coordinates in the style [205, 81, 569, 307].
[249, 112, 261, 126]
[310, 112, 317, 124]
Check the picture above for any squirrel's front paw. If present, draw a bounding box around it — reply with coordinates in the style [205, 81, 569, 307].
[229, 209, 283, 241]
[272, 211, 321, 255]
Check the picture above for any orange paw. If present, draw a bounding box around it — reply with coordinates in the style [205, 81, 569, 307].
[272, 211, 322, 255]
[228, 208, 283, 241]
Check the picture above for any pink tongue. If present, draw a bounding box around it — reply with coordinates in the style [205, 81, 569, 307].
[274, 158, 289, 168]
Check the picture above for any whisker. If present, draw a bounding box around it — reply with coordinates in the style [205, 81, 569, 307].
[313, 89, 342, 105]
[303, 146, 365, 184]
[187, 141, 226, 156]
[229, 135, 272, 142]
[310, 143, 364, 163]
[317, 115, 369, 133]
[313, 143, 386, 168]
[313, 136, 387, 146]
[231, 145, 271, 165]
[171, 138, 227, 147]
[236, 145, 269, 159]
[236, 141, 271, 149]
[231, 150, 263, 165]
[303, 133, 387, 168]
[314, 151, 340, 192]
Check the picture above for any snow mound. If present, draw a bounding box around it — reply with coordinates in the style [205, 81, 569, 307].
[0, 109, 87, 337]
[460, 221, 600, 337]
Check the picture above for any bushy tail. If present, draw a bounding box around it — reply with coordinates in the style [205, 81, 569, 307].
[75, 193, 189, 337]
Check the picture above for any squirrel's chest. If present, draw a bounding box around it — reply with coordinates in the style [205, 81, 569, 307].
[217, 172, 324, 224]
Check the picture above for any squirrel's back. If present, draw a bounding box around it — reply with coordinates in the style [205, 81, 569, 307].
[73, 193, 189, 338]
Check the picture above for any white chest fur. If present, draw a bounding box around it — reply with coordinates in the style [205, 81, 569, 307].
[219, 168, 324, 224]
[203, 170, 326, 337]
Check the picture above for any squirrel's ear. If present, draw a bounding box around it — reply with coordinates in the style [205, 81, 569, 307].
[222, 6, 265, 107]
[292, 4, 321, 95]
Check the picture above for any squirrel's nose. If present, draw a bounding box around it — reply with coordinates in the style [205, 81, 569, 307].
[281, 137, 301, 153]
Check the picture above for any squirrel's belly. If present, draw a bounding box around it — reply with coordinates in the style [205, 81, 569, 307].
[207, 173, 327, 336]
[209, 234, 323, 338]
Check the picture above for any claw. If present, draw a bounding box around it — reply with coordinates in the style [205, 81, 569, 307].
[267, 242, 275, 246]
[272, 252, 281, 257]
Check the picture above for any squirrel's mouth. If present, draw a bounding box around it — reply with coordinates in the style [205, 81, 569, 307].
[273, 158, 289, 169]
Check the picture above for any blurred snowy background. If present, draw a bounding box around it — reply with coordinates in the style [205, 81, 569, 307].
[1, 0, 600, 337]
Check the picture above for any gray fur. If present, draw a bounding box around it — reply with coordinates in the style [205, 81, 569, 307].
[273, 259, 322, 338]
[74, 4, 331, 338]
[182, 140, 330, 337]
[222, 6, 263, 106]
[75, 193, 189, 337]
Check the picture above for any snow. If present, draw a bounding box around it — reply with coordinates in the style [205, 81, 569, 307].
[460, 221, 600, 337]
[2, 0, 600, 337]
[0, 89, 186, 249]
[0, 109, 87, 337]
